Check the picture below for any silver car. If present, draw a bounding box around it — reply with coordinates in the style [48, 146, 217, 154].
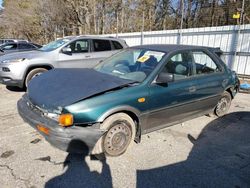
[0, 42, 42, 56]
[0, 36, 127, 88]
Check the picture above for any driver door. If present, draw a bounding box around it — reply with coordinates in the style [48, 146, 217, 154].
[57, 39, 94, 68]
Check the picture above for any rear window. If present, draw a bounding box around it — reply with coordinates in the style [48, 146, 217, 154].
[93, 40, 111, 52]
[112, 40, 123, 49]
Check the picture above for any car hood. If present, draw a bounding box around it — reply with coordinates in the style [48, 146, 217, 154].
[27, 68, 135, 112]
[0, 50, 45, 61]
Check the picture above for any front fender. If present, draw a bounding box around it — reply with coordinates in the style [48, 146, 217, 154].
[97, 105, 143, 143]
[97, 105, 141, 122]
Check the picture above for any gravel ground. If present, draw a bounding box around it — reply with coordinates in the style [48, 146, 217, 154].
[0, 84, 250, 188]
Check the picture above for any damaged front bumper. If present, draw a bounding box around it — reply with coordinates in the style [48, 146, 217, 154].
[17, 95, 105, 153]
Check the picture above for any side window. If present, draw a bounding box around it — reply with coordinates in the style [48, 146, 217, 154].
[171, 53, 182, 61]
[66, 40, 89, 53]
[193, 51, 220, 75]
[18, 43, 35, 49]
[112, 40, 123, 50]
[162, 52, 193, 81]
[93, 40, 111, 52]
[2, 44, 17, 50]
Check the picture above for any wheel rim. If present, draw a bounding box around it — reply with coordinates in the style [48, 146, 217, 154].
[104, 122, 132, 156]
[31, 72, 43, 79]
[216, 96, 230, 116]
[26, 71, 45, 88]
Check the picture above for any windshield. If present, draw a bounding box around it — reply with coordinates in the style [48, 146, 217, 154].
[95, 49, 166, 82]
[0, 43, 6, 49]
[39, 38, 71, 52]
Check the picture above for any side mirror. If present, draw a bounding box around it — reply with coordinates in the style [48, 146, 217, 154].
[155, 72, 174, 84]
[61, 47, 72, 55]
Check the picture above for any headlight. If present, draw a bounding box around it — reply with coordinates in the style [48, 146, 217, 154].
[2, 58, 27, 63]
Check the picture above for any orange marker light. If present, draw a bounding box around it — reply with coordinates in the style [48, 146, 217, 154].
[138, 97, 146, 103]
[59, 113, 73, 127]
[37, 124, 50, 135]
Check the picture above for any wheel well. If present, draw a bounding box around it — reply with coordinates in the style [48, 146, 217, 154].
[105, 110, 140, 141]
[24, 65, 53, 85]
[123, 110, 139, 126]
[26, 65, 53, 76]
[107, 110, 139, 127]
[226, 88, 233, 99]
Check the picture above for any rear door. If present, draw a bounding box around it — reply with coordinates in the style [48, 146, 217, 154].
[90, 39, 118, 63]
[188, 50, 226, 113]
[57, 39, 93, 68]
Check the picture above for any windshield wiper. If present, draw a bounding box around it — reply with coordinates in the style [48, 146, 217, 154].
[120, 81, 140, 87]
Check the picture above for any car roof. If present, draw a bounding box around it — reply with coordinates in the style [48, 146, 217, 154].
[0, 42, 17, 45]
[1, 41, 32, 45]
[0, 39, 28, 42]
[63, 35, 125, 42]
[131, 44, 222, 53]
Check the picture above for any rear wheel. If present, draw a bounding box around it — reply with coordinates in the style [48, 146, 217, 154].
[92, 113, 136, 156]
[25, 68, 48, 88]
[214, 91, 232, 117]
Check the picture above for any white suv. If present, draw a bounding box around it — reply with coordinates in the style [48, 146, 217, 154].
[0, 36, 128, 88]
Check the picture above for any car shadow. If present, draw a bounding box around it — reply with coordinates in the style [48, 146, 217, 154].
[6, 86, 25, 92]
[45, 140, 112, 188]
[137, 111, 250, 187]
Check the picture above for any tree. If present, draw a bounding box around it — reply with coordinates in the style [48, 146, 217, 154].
[0, 0, 249, 44]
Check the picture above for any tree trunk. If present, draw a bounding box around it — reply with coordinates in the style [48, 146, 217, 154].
[100, 0, 105, 34]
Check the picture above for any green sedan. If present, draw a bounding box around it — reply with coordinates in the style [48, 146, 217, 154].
[17, 44, 239, 156]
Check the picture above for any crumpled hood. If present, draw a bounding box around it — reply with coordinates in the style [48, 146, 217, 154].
[27, 68, 134, 112]
[0, 50, 44, 61]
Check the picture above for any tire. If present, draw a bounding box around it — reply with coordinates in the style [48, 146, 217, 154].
[92, 113, 136, 156]
[214, 91, 232, 117]
[25, 68, 48, 88]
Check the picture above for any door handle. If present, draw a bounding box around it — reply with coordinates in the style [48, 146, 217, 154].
[189, 86, 196, 93]
[85, 55, 91, 58]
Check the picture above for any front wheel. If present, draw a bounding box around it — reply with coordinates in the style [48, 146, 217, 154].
[92, 113, 136, 156]
[214, 91, 232, 117]
[25, 68, 48, 88]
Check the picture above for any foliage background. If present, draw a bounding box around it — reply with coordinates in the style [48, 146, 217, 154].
[0, 0, 249, 44]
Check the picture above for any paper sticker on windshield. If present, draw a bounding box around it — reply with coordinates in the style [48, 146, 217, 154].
[144, 51, 165, 58]
[137, 55, 150, 63]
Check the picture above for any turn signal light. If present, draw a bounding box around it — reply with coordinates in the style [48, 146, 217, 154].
[37, 124, 50, 135]
[59, 113, 73, 127]
[138, 97, 146, 103]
